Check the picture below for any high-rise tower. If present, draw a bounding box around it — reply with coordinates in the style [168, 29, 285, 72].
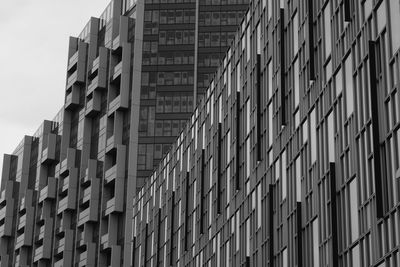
[0, 0, 249, 266]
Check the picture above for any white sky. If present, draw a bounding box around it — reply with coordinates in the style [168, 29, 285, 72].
[0, 0, 111, 178]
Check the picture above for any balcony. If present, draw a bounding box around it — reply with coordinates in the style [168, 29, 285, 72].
[112, 61, 122, 80]
[87, 76, 98, 94]
[55, 221, 65, 237]
[0, 190, 6, 205]
[0, 224, 4, 237]
[106, 135, 116, 153]
[65, 89, 80, 110]
[39, 180, 56, 203]
[105, 165, 116, 184]
[76, 231, 86, 249]
[15, 233, 27, 249]
[54, 237, 65, 255]
[85, 96, 101, 118]
[59, 176, 70, 195]
[35, 225, 45, 243]
[66, 71, 78, 89]
[67, 50, 79, 70]
[18, 214, 26, 230]
[108, 95, 128, 114]
[0, 205, 6, 220]
[78, 251, 88, 267]
[0, 215, 13, 238]
[20, 197, 25, 211]
[112, 35, 122, 54]
[41, 133, 57, 165]
[100, 233, 110, 251]
[33, 245, 44, 262]
[57, 192, 76, 214]
[91, 56, 100, 73]
[80, 187, 91, 206]
[104, 197, 123, 215]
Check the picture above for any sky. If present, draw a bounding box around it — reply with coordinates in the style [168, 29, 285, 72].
[0, 0, 111, 178]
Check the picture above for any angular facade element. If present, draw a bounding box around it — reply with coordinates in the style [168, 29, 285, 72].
[0, 0, 248, 266]
[131, 1, 400, 267]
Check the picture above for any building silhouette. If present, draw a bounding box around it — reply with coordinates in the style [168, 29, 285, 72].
[2, 0, 400, 266]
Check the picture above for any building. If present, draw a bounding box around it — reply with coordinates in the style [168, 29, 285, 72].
[131, 0, 400, 267]
[2, 0, 400, 267]
[0, 0, 248, 266]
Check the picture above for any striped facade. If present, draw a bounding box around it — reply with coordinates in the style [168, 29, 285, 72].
[131, 0, 400, 266]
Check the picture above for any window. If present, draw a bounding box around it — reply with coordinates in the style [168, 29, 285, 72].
[282, 150, 287, 200]
[293, 13, 298, 56]
[268, 104, 273, 146]
[324, 5, 331, 58]
[390, 0, 400, 53]
[345, 55, 354, 117]
[267, 62, 272, 101]
[349, 178, 359, 243]
[282, 248, 288, 267]
[236, 62, 241, 92]
[294, 59, 299, 107]
[313, 219, 319, 267]
[335, 68, 343, 97]
[377, 1, 386, 34]
[310, 109, 316, 163]
[352, 244, 360, 267]
[246, 138, 251, 178]
[328, 112, 335, 162]
[295, 156, 301, 202]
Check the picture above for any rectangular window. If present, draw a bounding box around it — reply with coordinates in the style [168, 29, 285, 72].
[293, 13, 298, 55]
[246, 27, 251, 62]
[313, 219, 319, 267]
[267, 62, 272, 101]
[237, 62, 241, 92]
[268, 104, 273, 146]
[310, 109, 316, 163]
[257, 184, 261, 228]
[328, 112, 335, 162]
[390, 0, 400, 53]
[352, 244, 360, 267]
[324, 5, 331, 58]
[345, 55, 354, 117]
[246, 138, 251, 178]
[335, 68, 343, 97]
[257, 23, 261, 54]
[349, 178, 359, 243]
[296, 156, 301, 202]
[246, 100, 250, 135]
[282, 150, 287, 200]
[282, 248, 288, 267]
[294, 59, 299, 107]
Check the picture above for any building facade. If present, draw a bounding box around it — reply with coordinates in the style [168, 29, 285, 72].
[0, 0, 248, 266]
[131, 0, 400, 267]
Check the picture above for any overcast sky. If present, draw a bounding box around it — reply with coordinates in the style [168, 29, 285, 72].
[0, 0, 110, 177]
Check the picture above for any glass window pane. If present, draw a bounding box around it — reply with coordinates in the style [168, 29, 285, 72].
[324, 5, 331, 58]
[296, 156, 301, 202]
[345, 54, 354, 117]
[328, 112, 335, 162]
[313, 219, 319, 267]
[350, 178, 359, 243]
[294, 59, 299, 107]
[310, 109, 316, 163]
[282, 150, 287, 200]
[390, 0, 400, 53]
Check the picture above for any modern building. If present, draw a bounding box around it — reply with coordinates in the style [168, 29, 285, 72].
[131, 0, 400, 267]
[0, 0, 249, 266]
[2, 0, 400, 267]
